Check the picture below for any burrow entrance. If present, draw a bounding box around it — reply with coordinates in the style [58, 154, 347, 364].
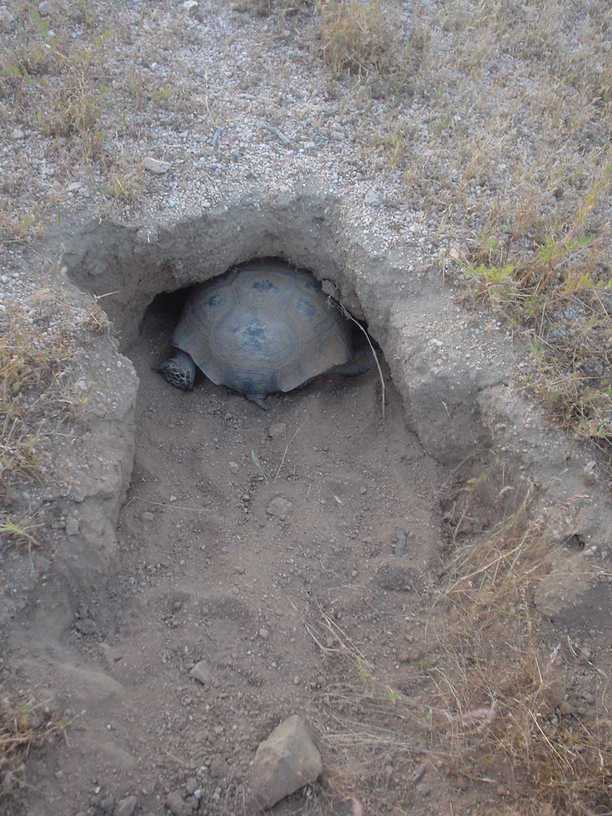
[11, 194, 610, 816]
[25, 193, 503, 814]
[104, 258, 443, 814]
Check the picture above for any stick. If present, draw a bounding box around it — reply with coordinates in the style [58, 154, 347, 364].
[333, 299, 386, 420]
[274, 423, 302, 481]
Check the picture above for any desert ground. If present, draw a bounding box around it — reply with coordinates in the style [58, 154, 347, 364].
[0, 1, 610, 815]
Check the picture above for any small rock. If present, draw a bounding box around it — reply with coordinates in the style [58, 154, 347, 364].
[142, 511, 154, 522]
[94, 795, 115, 815]
[258, 627, 269, 640]
[115, 795, 138, 816]
[249, 715, 322, 810]
[181, 0, 198, 9]
[38, 1, 50, 15]
[75, 618, 98, 636]
[67, 182, 82, 193]
[11, 128, 26, 139]
[143, 157, 171, 175]
[184, 778, 198, 796]
[583, 460, 597, 485]
[365, 189, 384, 207]
[374, 562, 419, 592]
[266, 496, 293, 520]
[189, 659, 212, 686]
[229, 461, 240, 473]
[391, 527, 409, 557]
[268, 422, 287, 439]
[66, 516, 80, 536]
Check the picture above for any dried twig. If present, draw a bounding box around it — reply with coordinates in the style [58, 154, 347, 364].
[274, 423, 302, 481]
[333, 299, 386, 419]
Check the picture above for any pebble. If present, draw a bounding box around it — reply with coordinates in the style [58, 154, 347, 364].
[228, 461, 240, 473]
[266, 496, 293, 520]
[38, 1, 50, 14]
[182, 0, 198, 10]
[143, 157, 171, 175]
[94, 795, 115, 814]
[75, 618, 98, 636]
[374, 562, 418, 592]
[583, 460, 597, 485]
[258, 627, 269, 639]
[189, 659, 212, 686]
[66, 517, 80, 536]
[11, 128, 26, 139]
[115, 796, 138, 816]
[365, 189, 384, 207]
[392, 527, 409, 556]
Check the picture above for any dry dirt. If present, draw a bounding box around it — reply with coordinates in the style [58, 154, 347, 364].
[12, 295, 446, 815]
[1, 0, 611, 815]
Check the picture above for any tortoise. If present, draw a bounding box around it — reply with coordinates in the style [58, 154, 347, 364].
[158, 260, 369, 408]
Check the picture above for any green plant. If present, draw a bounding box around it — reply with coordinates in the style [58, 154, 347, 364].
[0, 516, 41, 550]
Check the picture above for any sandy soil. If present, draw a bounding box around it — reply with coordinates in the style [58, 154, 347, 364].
[17, 294, 444, 816]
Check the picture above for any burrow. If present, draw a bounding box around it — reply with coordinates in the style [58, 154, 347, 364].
[12, 190, 608, 814]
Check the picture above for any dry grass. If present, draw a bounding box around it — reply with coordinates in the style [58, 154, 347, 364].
[431, 475, 611, 815]
[319, 0, 398, 76]
[0, 208, 45, 244]
[313, 466, 611, 814]
[1, 6, 110, 162]
[352, 0, 612, 446]
[0, 693, 65, 803]
[0, 514, 41, 551]
[0, 305, 74, 499]
[104, 158, 145, 203]
[233, 0, 314, 15]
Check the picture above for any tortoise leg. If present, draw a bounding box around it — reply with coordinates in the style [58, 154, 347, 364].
[245, 393, 268, 410]
[331, 347, 374, 377]
[158, 350, 197, 391]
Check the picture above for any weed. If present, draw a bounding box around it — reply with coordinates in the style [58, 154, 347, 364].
[0, 209, 44, 244]
[39, 72, 103, 139]
[0, 515, 41, 551]
[0, 305, 73, 497]
[462, 162, 612, 445]
[81, 300, 111, 335]
[0, 694, 65, 803]
[312, 467, 610, 814]
[319, 0, 397, 76]
[104, 160, 145, 203]
[362, 0, 611, 445]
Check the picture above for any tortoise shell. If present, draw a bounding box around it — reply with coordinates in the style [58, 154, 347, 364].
[173, 260, 352, 398]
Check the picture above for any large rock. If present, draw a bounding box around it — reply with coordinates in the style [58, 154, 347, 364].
[249, 715, 322, 809]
